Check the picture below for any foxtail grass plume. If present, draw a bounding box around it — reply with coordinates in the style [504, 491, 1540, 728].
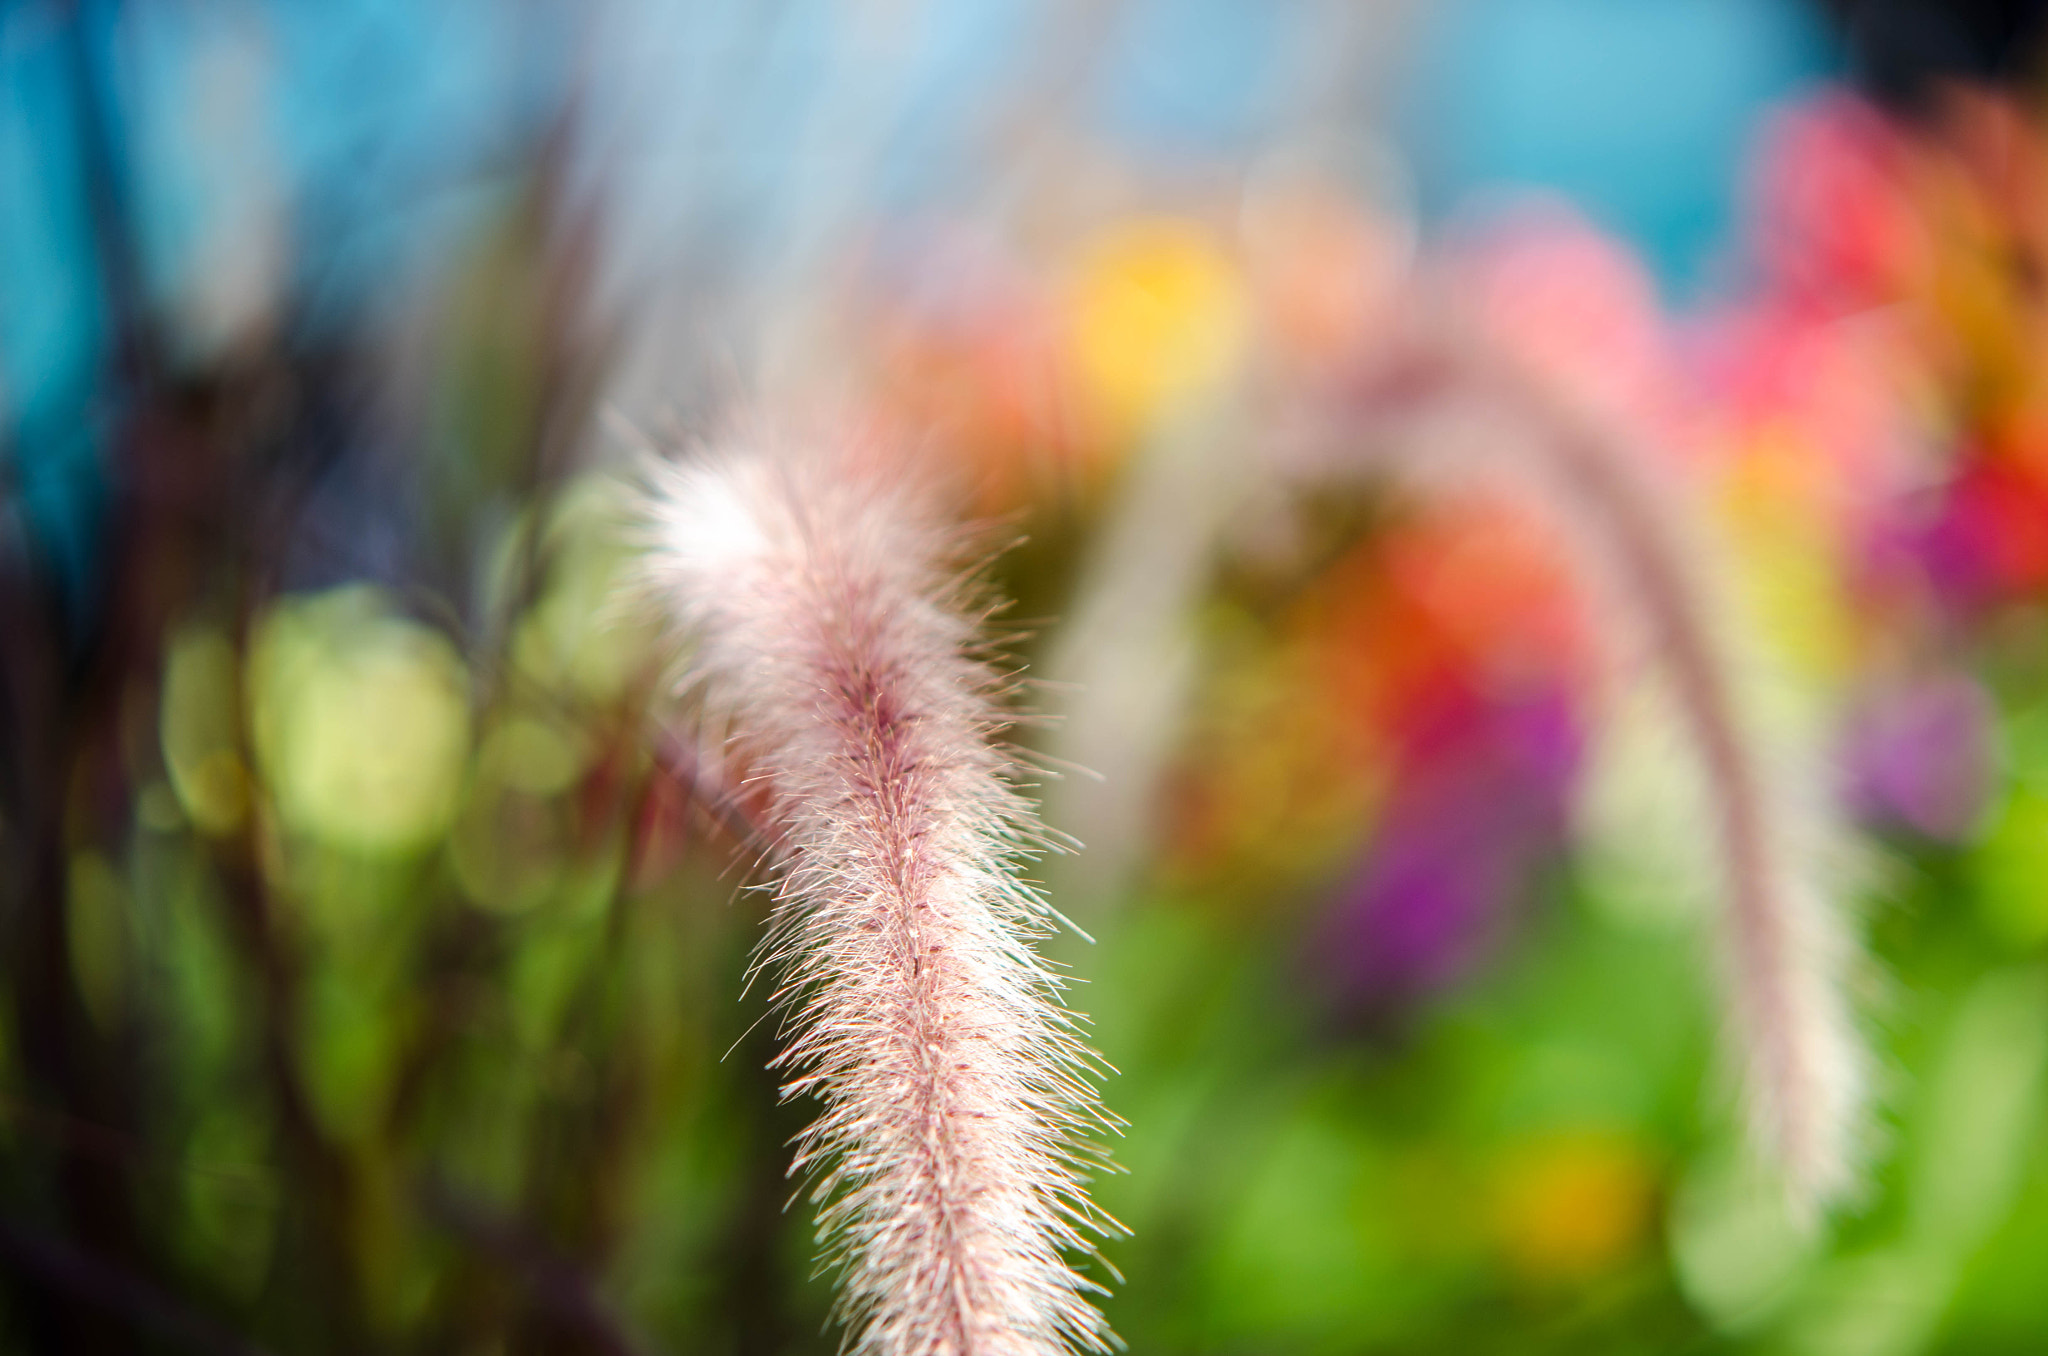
[638, 432, 1118, 1356]
[1501, 365, 1869, 1219]
[1323, 332, 1870, 1217]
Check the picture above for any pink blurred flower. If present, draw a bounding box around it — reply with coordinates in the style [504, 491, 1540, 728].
[1746, 91, 1923, 316]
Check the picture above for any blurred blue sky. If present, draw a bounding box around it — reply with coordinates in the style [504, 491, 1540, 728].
[2, 0, 1838, 592]
[1404, 0, 1837, 291]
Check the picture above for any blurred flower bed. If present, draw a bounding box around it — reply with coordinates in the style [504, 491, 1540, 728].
[6, 3, 2048, 1354]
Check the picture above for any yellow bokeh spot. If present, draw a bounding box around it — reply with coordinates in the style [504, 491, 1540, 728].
[161, 626, 251, 835]
[513, 475, 651, 703]
[1065, 218, 1248, 440]
[448, 712, 580, 913]
[480, 714, 582, 798]
[250, 587, 471, 856]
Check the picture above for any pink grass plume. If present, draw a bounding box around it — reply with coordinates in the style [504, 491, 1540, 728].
[1299, 324, 1871, 1218]
[636, 427, 1119, 1356]
[1457, 343, 1869, 1219]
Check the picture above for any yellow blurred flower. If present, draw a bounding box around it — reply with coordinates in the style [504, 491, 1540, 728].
[1493, 1132, 1658, 1284]
[1064, 218, 1248, 442]
[1717, 432, 1858, 682]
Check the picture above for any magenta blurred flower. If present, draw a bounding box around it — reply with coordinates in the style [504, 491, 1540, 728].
[1911, 454, 2048, 608]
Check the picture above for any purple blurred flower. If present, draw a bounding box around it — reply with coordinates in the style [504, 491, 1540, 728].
[1845, 671, 1997, 843]
[1315, 684, 1582, 1016]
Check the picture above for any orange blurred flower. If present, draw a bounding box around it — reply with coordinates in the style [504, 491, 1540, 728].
[1493, 1133, 1660, 1284]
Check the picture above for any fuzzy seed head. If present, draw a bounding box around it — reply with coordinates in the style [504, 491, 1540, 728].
[638, 434, 1118, 1356]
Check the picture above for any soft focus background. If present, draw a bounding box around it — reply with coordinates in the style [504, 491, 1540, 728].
[7, 0, 2048, 1352]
